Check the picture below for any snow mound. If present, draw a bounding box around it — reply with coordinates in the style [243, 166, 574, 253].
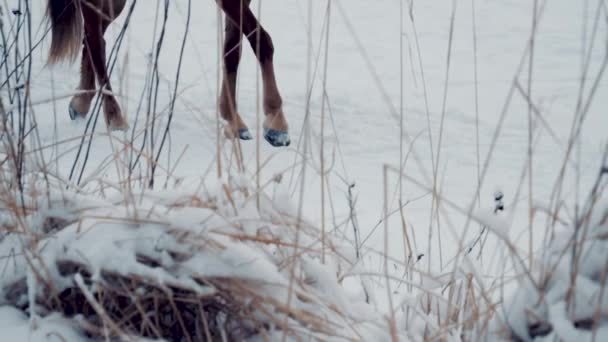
[501, 195, 608, 341]
[0, 180, 401, 341]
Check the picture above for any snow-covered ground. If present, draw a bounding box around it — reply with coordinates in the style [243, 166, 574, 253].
[29, 0, 606, 271]
[1, 0, 607, 340]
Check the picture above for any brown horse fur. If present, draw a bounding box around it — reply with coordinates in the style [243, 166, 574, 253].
[47, 0, 128, 130]
[46, 0, 290, 146]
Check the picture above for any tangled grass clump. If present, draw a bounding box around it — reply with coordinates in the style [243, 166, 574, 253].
[0, 181, 393, 341]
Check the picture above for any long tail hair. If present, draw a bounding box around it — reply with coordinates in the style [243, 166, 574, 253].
[46, 0, 83, 64]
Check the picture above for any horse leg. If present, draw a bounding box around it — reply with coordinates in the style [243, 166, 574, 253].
[68, 41, 95, 120]
[218, 0, 290, 147]
[220, 9, 252, 140]
[81, 0, 128, 130]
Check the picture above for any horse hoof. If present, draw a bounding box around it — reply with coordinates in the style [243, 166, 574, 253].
[69, 103, 86, 120]
[224, 125, 252, 141]
[263, 127, 290, 147]
[238, 128, 252, 140]
[108, 117, 129, 131]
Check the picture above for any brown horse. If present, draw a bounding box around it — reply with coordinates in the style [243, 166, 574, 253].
[46, 0, 290, 146]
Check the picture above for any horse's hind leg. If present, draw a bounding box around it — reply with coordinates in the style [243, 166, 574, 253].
[68, 42, 96, 120]
[220, 10, 252, 140]
[218, 0, 290, 147]
[80, 0, 128, 130]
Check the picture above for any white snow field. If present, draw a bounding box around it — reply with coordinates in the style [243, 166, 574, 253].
[0, 0, 606, 340]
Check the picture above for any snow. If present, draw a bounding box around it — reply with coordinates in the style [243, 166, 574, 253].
[0, 306, 88, 341]
[0, 0, 607, 340]
[0, 181, 407, 340]
[501, 195, 608, 340]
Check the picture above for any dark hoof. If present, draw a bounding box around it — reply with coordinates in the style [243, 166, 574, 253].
[238, 128, 252, 140]
[69, 103, 86, 120]
[263, 127, 290, 147]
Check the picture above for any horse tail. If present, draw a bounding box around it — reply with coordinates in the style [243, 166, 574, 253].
[46, 0, 83, 64]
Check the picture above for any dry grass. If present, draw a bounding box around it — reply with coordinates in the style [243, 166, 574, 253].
[0, 183, 374, 341]
[0, 1, 607, 341]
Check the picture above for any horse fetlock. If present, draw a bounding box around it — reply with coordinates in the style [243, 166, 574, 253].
[103, 98, 128, 130]
[106, 114, 129, 131]
[223, 118, 251, 141]
[263, 111, 288, 132]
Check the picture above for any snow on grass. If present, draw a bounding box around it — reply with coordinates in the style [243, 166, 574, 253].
[0, 306, 87, 342]
[500, 196, 608, 341]
[0, 0, 606, 340]
[0, 177, 414, 341]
